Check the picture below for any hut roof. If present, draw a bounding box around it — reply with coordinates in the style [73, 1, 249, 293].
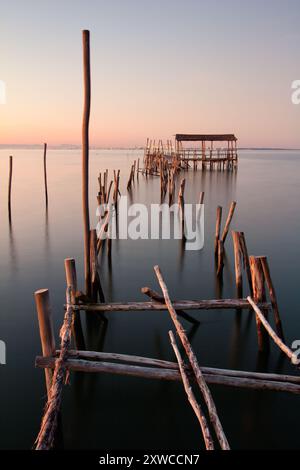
[175, 134, 237, 142]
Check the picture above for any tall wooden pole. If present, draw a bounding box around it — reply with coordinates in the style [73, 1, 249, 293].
[8, 155, 13, 218]
[43, 143, 48, 206]
[82, 30, 91, 296]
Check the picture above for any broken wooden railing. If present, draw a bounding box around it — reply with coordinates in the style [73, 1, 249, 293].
[34, 261, 300, 450]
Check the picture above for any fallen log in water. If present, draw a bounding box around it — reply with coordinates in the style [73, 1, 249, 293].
[169, 330, 214, 450]
[154, 265, 230, 450]
[71, 298, 271, 312]
[45, 349, 300, 384]
[35, 356, 300, 394]
[141, 287, 199, 324]
[247, 296, 297, 364]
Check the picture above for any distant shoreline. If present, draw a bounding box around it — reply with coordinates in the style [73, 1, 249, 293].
[0, 145, 300, 151]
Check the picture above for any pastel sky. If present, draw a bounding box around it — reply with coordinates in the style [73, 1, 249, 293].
[0, 0, 300, 147]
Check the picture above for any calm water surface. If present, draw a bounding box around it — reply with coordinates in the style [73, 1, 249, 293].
[0, 148, 300, 449]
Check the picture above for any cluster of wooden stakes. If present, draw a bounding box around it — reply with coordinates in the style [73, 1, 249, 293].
[33, 30, 299, 451]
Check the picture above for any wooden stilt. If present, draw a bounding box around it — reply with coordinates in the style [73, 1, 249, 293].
[82, 30, 91, 297]
[232, 231, 243, 297]
[35, 288, 73, 450]
[217, 240, 224, 277]
[8, 155, 13, 218]
[221, 201, 236, 244]
[64, 258, 85, 350]
[249, 256, 267, 351]
[238, 232, 253, 295]
[90, 229, 105, 302]
[215, 206, 222, 256]
[259, 256, 285, 341]
[34, 289, 56, 398]
[43, 143, 48, 207]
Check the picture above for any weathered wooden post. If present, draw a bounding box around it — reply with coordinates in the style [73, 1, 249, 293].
[259, 256, 285, 341]
[215, 206, 222, 256]
[43, 143, 48, 206]
[238, 232, 253, 296]
[90, 229, 105, 302]
[221, 201, 237, 244]
[232, 231, 243, 297]
[34, 289, 56, 397]
[199, 191, 205, 205]
[82, 29, 91, 296]
[178, 178, 185, 206]
[64, 258, 85, 350]
[217, 240, 224, 277]
[249, 256, 267, 351]
[8, 155, 13, 217]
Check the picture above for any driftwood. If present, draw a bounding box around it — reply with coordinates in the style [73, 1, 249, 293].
[52, 349, 300, 383]
[141, 287, 199, 324]
[250, 256, 267, 351]
[221, 201, 236, 244]
[259, 256, 284, 340]
[35, 288, 73, 450]
[72, 298, 271, 312]
[154, 265, 230, 450]
[247, 297, 297, 364]
[36, 355, 300, 394]
[169, 331, 214, 450]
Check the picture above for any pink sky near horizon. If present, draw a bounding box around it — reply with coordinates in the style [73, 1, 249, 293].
[1, 0, 300, 148]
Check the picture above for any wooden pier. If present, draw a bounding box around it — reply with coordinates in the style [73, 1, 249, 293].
[32, 29, 300, 451]
[143, 133, 238, 175]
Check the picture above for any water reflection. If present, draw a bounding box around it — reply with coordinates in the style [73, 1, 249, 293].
[1, 149, 300, 449]
[8, 217, 19, 275]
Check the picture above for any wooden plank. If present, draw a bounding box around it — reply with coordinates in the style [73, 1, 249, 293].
[70, 299, 271, 312]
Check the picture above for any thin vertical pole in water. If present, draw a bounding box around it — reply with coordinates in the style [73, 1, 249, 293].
[250, 256, 267, 351]
[232, 231, 243, 297]
[259, 256, 285, 341]
[64, 258, 85, 350]
[221, 201, 237, 244]
[43, 143, 48, 207]
[82, 30, 91, 296]
[8, 155, 13, 218]
[217, 240, 224, 277]
[34, 289, 56, 398]
[214, 206, 222, 256]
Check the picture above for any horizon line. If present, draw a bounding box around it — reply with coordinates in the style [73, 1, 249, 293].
[0, 144, 300, 151]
